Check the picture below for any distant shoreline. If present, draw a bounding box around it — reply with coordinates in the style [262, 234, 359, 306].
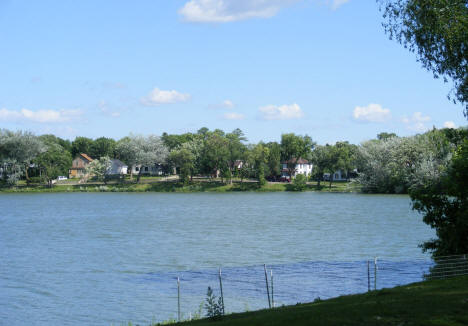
[0, 179, 360, 194]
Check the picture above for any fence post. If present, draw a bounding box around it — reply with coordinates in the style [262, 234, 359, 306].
[264, 264, 271, 308]
[219, 267, 225, 315]
[374, 258, 377, 290]
[367, 260, 370, 292]
[270, 269, 274, 308]
[177, 277, 181, 322]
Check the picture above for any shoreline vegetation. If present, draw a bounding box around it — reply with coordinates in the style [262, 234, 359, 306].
[127, 276, 468, 326]
[0, 178, 361, 193]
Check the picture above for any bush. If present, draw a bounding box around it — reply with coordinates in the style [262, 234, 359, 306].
[292, 174, 307, 191]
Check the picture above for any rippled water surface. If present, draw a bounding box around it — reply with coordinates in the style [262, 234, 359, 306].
[0, 192, 434, 325]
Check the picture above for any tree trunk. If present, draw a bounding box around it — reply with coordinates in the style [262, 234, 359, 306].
[329, 174, 333, 189]
[137, 168, 142, 183]
[25, 165, 30, 185]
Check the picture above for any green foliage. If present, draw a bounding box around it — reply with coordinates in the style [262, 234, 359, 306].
[357, 129, 456, 193]
[71, 136, 94, 157]
[90, 137, 116, 159]
[204, 286, 224, 320]
[0, 129, 46, 185]
[380, 0, 468, 114]
[410, 139, 468, 256]
[292, 174, 307, 191]
[281, 133, 315, 178]
[36, 142, 72, 187]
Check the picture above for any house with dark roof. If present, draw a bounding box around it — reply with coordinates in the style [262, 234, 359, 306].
[69, 153, 93, 178]
[281, 158, 313, 179]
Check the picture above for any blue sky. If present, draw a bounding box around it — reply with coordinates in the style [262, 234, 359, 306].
[0, 0, 466, 145]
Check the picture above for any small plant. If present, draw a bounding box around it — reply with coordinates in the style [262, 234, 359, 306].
[204, 286, 224, 320]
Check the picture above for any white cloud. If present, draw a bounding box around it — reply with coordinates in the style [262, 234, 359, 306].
[141, 87, 191, 106]
[99, 100, 121, 117]
[330, 0, 350, 10]
[259, 103, 304, 120]
[443, 121, 456, 129]
[402, 112, 431, 132]
[223, 112, 245, 120]
[179, 0, 297, 23]
[222, 99, 234, 108]
[353, 103, 391, 123]
[0, 108, 83, 123]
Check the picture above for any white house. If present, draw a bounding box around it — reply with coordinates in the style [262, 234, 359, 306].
[281, 158, 313, 179]
[106, 159, 128, 176]
[324, 170, 347, 181]
[130, 163, 165, 176]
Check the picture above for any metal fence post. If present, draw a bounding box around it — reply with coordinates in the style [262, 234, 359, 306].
[367, 260, 370, 292]
[270, 269, 274, 308]
[177, 277, 181, 322]
[264, 264, 271, 308]
[219, 267, 225, 315]
[374, 258, 377, 290]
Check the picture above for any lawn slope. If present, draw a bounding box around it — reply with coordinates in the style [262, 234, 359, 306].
[175, 276, 468, 326]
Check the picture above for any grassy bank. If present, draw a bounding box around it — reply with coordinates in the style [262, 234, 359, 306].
[153, 276, 468, 326]
[0, 180, 361, 193]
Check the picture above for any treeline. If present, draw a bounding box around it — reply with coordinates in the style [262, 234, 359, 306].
[0, 127, 466, 193]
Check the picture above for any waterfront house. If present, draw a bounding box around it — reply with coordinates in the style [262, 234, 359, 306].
[69, 153, 93, 178]
[106, 159, 128, 176]
[281, 158, 313, 179]
[130, 163, 165, 176]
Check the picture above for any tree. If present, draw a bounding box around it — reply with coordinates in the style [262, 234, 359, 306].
[226, 129, 247, 184]
[85, 156, 111, 184]
[380, 0, 468, 115]
[0, 129, 46, 185]
[201, 132, 229, 182]
[115, 135, 168, 182]
[90, 137, 116, 159]
[168, 146, 195, 185]
[377, 132, 397, 140]
[36, 139, 72, 187]
[71, 137, 94, 157]
[280, 133, 315, 179]
[410, 139, 468, 257]
[250, 143, 269, 186]
[265, 142, 281, 178]
[311, 145, 333, 188]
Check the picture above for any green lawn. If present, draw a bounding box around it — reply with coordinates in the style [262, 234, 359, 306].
[157, 276, 468, 326]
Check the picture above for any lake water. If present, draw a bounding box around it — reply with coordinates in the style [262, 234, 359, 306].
[0, 192, 434, 325]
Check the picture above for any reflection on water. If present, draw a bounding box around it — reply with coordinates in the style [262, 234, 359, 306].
[0, 192, 434, 325]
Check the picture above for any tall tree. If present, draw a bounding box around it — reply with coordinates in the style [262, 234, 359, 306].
[226, 129, 247, 184]
[380, 0, 468, 115]
[36, 137, 72, 187]
[0, 129, 46, 184]
[71, 137, 94, 157]
[280, 133, 315, 179]
[90, 137, 116, 159]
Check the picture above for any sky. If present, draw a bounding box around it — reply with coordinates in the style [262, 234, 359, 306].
[0, 0, 466, 145]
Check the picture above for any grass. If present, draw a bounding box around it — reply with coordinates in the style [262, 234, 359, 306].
[153, 276, 468, 326]
[0, 179, 362, 193]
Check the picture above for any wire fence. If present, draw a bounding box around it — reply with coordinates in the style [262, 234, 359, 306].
[137, 254, 468, 322]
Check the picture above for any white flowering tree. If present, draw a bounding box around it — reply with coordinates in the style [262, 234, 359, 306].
[116, 134, 168, 182]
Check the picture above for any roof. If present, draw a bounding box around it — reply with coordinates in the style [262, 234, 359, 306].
[283, 158, 310, 164]
[79, 153, 93, 162]
[110, 159, 127, 167]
